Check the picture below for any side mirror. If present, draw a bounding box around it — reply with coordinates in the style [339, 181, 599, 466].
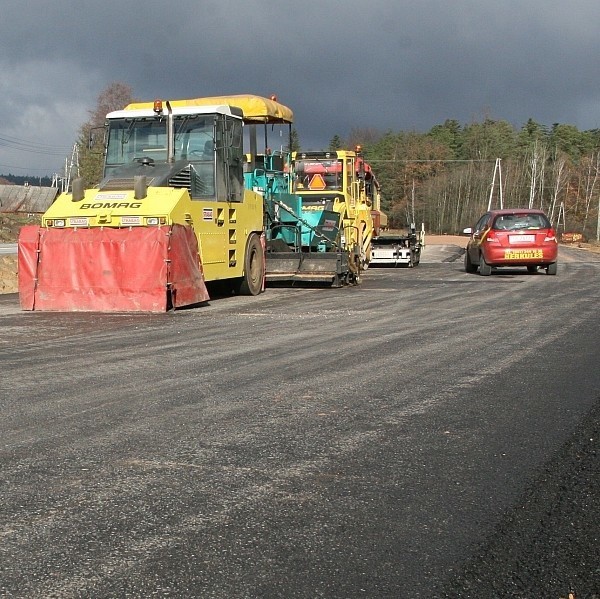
[462, 227, 473, 235]
[88, 126, 106, 152]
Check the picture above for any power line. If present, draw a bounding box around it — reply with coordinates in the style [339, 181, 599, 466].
[0, 132, 74, 174]
[0, 132, 72, 149]
[0, 133, 73, 156]
[363, 158, 498, 163]
[0, 162, 57, 174]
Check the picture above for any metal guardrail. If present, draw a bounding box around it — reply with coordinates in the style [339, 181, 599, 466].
[0, 243, 18, 255]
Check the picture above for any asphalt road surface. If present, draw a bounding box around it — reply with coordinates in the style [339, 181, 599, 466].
[0, 245, 599, 598]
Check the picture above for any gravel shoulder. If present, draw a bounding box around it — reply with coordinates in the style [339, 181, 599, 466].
[441, 400, 600, 598]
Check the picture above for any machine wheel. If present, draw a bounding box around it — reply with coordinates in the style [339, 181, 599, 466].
[464, 250, 478, 273]
[546, 262, 558, 275]
[235, 233, 264, 295]
[479, 254, 492, 276]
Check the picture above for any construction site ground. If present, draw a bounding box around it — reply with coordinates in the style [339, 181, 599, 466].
[1, 243, 598, 597]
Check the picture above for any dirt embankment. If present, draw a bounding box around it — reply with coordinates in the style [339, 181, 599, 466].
[426, 234, 469, 248]
[0, 256, 17, 294]
[0, 215, 39, 294]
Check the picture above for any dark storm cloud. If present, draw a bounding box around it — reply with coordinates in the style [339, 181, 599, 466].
[1, 0, 599, 173]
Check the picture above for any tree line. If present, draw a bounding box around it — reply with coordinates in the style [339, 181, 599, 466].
[0, 174, 53, 187]
[76, 83, 600, 240]
[340, 118, 600, 239]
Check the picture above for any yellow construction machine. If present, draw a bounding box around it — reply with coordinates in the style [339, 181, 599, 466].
[281, 148, 377, 284]
[19, 94, 294, 311]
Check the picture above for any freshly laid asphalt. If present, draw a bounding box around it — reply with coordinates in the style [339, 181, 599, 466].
[0, 244, 598, 598]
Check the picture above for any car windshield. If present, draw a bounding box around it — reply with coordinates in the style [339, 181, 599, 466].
[493, 213, 550, 231]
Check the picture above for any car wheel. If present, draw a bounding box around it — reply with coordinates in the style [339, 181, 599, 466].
[546, 262, 558, 275]
[464, 250, 478, 273]
[527, 265, 538, 273]
[479, 254, 492, 276]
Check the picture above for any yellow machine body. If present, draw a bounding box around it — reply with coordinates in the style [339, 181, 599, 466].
[292, 149, 377, 271]
[19, 95, 294, 311]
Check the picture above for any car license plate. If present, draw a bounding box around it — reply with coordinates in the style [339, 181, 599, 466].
[509, 234, 535, 244]
[504, 249, 543, 259]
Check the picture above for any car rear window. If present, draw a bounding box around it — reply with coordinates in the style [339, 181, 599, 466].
[493, 213, 550, 231]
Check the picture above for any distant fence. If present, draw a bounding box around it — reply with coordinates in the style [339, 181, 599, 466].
[0, 185, 58, 214]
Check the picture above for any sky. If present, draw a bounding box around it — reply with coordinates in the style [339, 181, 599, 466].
[1, 0, 600, 177]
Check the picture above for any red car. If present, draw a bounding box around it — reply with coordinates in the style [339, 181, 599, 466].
[463, 208, 558, 275]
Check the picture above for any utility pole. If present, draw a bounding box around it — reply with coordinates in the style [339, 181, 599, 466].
[528, 142, 539, 209]
[597, 194, 600, 241]
[556, 202, 566, 233]
[487, 158, 503, 211]
[411, 179, 416, 227]
[52, 144, 80, 193]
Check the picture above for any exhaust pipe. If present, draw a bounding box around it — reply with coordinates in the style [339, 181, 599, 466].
[134, 175, 147, 200]
[71, 177, 85, 202]
[166, 100, 174, 164]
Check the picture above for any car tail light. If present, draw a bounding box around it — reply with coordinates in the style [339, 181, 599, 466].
[545, 228, 557, 242]
[485, 231, 500, 243]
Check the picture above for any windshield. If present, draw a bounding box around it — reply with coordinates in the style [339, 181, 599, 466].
[293, 159, 343, 192]
[105, 115, 215, 167]
[493, 213, 550, 231]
